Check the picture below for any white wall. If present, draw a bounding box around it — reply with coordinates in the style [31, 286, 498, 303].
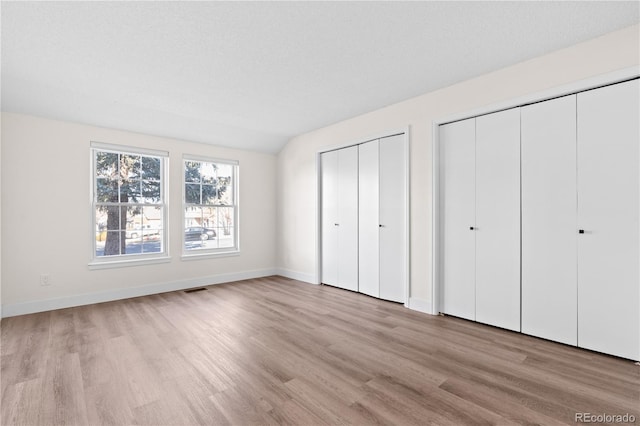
[276, 24, 640, 309]
[1, 113, 277, 316]
[0, 112, 3, 320]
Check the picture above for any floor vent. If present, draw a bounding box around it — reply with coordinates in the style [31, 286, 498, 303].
[184, 288, 207, 293]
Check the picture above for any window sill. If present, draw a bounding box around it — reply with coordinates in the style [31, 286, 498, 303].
[88, 256, 171, 270]
[181, 250, 240, 261]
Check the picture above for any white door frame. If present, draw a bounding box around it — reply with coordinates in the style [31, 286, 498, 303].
[317, 127, 411, 307]
[431, 66, 639, 316]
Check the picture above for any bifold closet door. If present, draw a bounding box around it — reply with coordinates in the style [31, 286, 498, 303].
[577, 79, 639, 360]
[336, 146, 359, 291]
[440, 118, 476, 320]
[358, 140, 380, 298]
[379, 134, 406, 303]
[521, 95, 577, 345]
[321, 146, 359, 291]
[475, 108, 521, 332]
[321, 150, 339, 287]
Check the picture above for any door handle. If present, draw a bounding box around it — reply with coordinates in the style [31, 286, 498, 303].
[470, 226, 475, 230]
[379, 224, 384, 228]
[578, 229, 585, 234]
[334, 223, 339, 226]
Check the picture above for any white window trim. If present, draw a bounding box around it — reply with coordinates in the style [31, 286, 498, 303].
[89, 142, 170, 268]
[88, 256, 171, 270]
[180, 251, 241, 261]
[182, 155, 240, 258]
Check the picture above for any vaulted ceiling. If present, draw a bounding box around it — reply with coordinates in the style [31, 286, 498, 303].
[2, 1, 638, 153]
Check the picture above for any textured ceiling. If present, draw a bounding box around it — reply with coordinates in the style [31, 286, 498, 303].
[2, 1, 639, 153]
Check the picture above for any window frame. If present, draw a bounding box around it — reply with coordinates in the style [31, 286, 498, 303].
[89, 142, 170, 269]
[182, 154, 240, 258]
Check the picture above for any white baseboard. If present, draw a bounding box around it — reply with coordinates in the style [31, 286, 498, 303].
[275, 268, 319, 284]
[1, 268, 277, 318]
[408, 297, 435, 315]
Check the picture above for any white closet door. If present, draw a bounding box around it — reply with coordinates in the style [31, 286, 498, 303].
[577, 79, 639, 360]
[440, 119, 476, 320]
[475, 108, 521, 332]
[321, 150, 339, 286]
[358, 140, 380, 298]
[521, 95, 577, 345]
[379, 134, 406, 303]
[337, 145, 359, 292]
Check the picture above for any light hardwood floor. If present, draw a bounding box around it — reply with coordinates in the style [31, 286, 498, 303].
[1, 276, 638, 425]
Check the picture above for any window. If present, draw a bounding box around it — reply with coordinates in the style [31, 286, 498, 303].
[91, 143, 168, 265]
[183, 156, 238, 255]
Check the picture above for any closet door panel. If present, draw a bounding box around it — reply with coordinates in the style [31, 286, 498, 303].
[577, 79, 639, 360]
[359, 140, 380, 298]
[521, 95, 577, 345]
[440, 119, 476, 320]
[337, 145, 359, 292]
[321, 150, 339, 286]
[379, 134, 406, 303]
[475, 108, 521, 332]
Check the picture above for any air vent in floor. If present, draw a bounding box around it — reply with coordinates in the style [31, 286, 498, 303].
[184, 288, 207, 293]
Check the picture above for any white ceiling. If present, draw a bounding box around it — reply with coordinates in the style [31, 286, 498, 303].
[2, 2, 638, 154]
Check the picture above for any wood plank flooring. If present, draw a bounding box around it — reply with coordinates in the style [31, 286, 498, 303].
[1, 276, 638, 425]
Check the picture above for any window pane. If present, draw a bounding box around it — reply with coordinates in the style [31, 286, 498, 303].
[121, 154, 140, 179]
[200, 234, 218, 250]
[141, 206, 163, 236]
[142, 206, 163, 254]
[185, 206, 205, 250]
[125, 236, 143, 252]
[101, 231, 123, 256]
[96, 152, 118, 178]
[201, 162, 216, 184]
[95, 204, 127, 258]
[201, 206, 216, 228]
[217, 207, 235, 247]
[125, 207, 144, 240]
[219, 227, 235, 248]
[95, 207, 108, 257]
[141, 237, 162, 254]
[120, 179, 141, 203]
[216, 164, 233, 205]
[201, 184, 216, 205]
[123, 207, 163, 254]
[142, 181, 161, 203]
[216, 176, 232, 205]
[142, 157, 160, 181]
[185, 161, 201, 182]
[96, 178, 118, 202]
[97, 205, 125, 231]
[185, 183, 200, 204]
[185, 206, 203, 228]
[185, 223, 218, 251]
[216, 163, 233, 180]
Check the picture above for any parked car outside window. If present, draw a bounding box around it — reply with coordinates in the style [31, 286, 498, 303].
[126, 225, 159, 239]
[184, 227, 216, 241]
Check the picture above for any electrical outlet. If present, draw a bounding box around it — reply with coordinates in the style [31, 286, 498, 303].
[40, 273, 51, 286]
